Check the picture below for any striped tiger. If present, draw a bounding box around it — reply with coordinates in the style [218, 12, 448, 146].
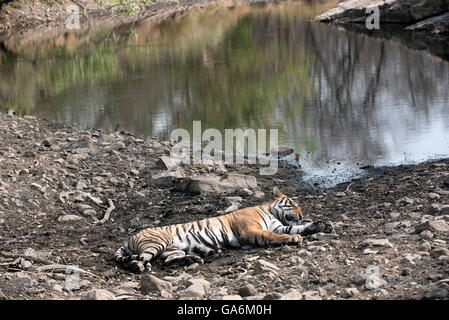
[114, 187, 332, 272]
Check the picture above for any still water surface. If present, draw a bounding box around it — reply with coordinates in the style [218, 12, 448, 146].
[1, 1, 449, 186]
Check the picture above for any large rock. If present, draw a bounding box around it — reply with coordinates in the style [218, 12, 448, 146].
[140, 275, 173, 295]
[176, 173, 259, 196]
[150, 168, 185, 188]
[156, 156, 179, 170]
[315, 0, 449, 24]
[415, 220, 449, 233]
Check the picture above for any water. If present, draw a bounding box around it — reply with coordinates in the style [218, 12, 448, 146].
[1, 0, 449, 187]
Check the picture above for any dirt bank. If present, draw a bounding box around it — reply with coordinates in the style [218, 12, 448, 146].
[0, 111, 448, 300]
[0, 0, 222, 36]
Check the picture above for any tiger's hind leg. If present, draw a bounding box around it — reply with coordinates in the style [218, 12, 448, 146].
[160, 248, 204, 266]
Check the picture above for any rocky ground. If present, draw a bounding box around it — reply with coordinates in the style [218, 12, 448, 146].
[0, 111, 448, 300]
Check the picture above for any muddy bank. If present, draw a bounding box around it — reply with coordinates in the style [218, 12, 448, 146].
[0, 111, 448, 300]
[315, 0, 449, 43]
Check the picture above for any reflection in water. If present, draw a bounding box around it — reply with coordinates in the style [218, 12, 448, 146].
[1, 0, 449, 187]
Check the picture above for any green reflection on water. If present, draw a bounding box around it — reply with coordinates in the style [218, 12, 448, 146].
[0, 1, 328, 156]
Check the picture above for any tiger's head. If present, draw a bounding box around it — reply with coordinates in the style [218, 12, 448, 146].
[270, 187, 304, 226]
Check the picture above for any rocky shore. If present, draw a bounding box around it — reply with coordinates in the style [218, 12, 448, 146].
[315, 0, 449, 42]
[0, 111, 448, 300]
[0, 0, 219, 35]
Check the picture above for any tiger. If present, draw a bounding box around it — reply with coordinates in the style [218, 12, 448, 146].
[114, 187, 333, 272]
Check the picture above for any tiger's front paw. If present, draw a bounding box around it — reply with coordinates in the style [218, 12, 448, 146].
[303, 221, 333, 235]
[314, 221, 333, 234]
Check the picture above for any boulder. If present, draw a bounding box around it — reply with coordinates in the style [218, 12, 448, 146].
[151, 168, 185, 188]
[156, 156, 178, 170]
[140, 275, 173, 295]
[176, 173, 259, 196]
[405, 11, 449, 35]
[415, 220, 449, 233]
[315, 0, 449, 24]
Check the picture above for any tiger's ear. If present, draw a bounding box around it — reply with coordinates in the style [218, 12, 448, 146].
[273, 186, 284, 198]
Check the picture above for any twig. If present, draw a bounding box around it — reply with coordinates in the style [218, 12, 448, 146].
[35, 264, 100, 279]
[96, 198, 115, 225]
[0, 251, 53, 265]
[345, 183, 354, 193]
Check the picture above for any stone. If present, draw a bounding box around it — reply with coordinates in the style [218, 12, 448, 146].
[76, 181, 87, 190]
[185, 277, 211, 291]
[263, 292, 282, 300]
[52, 284, 64, 293]
[302, 291, 322, 300]
[156, 156, 178, 170]
[83, 289, 116, 300]
[427, 203, 449, 215]
[419, 241, 432, 252]
[220, 295, 243, 300]
[428, 193, 441, 200]
[365, 274, 387, 290]
[23, 150, 36, 158]
[238, 284, 257, 297]
[57, 215, 84, 222]
[416, 220, 449, 233]
[183, 283, 206, 298]
[406, 12, 449, 35]
[396, 197, 415, 206]
[430, 248, 449, 258]
[420, 230, 434, 240]
[361, 238, 394, 248]
[344, 287, 360, 298]
[280, 289, 302, 300]
[389, 212, 401, 219]
[402, 253, 422, 265]
[140, 275, 173, 295]
[437, 256, 449, 264]
[424, 288, 449, 299]
[254, 191, 265, 199]
[310, 232, 338, 241]
[253, 259, 280, 274]
[163, 272, 193, 284]
[354, 266, 387, 290]
[151, 168, 185, 188]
